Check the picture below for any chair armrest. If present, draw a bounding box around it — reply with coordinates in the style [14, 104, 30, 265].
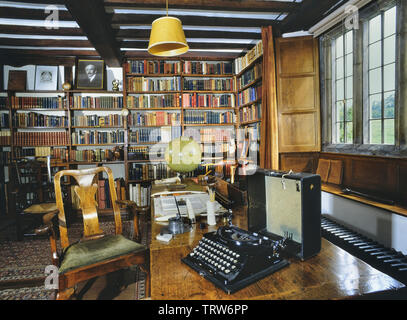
[34, 211, 59, 266]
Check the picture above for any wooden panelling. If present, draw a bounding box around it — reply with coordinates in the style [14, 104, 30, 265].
[320, 153, 407, 206]
[279, 152, 319, 173]
[276, 36, 321, 154]
[278, 38, 315, 75]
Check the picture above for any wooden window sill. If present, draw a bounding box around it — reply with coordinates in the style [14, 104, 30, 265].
[321, 183, 407, 218]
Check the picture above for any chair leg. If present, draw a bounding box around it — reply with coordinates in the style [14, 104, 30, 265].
[140, 265, 150, 298]
[56, 287, 75, 300]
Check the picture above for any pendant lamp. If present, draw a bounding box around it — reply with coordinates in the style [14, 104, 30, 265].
[147, 0, 189, 56]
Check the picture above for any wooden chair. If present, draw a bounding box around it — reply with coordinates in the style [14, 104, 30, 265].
[10, 156, 59, 241]
[37, 167, 150, 300]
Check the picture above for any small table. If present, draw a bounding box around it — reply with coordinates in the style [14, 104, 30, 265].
[149, 180, 405, 300]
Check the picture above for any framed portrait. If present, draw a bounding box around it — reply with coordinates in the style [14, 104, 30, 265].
[35, 66, 58, 91]
[75, 59, 106, 90]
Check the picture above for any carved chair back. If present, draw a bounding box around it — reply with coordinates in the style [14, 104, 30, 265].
[54, 167, 122, 249]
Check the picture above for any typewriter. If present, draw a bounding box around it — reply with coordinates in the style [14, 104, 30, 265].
[181, 225, 290, 294]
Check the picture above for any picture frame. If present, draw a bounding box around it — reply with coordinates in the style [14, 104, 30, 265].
[75, 59, 106, 90]
[34, 66, 58, 91]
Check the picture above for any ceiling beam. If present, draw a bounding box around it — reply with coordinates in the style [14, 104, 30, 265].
[0, 25, 84, 37]
[280, 0, 344, 33]
[0, 38, 92, 48]
[0, 48, 99, 57]
[104, 0, 299, 13]
[115, 28, 261, 40]
[120, 40, 255, 50]
[0, 53, 75, 67]
[0, 7, 73, 21]
[64, 0, 123, 67]
[111, 13, 281, 28]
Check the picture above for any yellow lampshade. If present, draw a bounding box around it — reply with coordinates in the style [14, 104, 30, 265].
[148, 16, 189, 57]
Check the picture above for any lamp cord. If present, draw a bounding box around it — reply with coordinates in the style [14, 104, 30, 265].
[166, 0, 168, 16]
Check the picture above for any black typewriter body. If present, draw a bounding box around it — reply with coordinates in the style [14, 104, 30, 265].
[181, 225, 290, 294]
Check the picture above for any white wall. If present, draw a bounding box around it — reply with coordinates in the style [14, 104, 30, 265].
[322, 191, 407, 255]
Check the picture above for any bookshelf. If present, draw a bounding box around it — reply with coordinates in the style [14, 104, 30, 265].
[235, 41, 263, 169]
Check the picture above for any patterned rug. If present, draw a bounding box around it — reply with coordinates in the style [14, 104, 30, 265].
[0, 217, 150, 300]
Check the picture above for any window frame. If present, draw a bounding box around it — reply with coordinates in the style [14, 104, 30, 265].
[320, 0, 403, 157]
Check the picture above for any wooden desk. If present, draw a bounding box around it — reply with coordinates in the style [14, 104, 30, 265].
[149, 180, 405, 300]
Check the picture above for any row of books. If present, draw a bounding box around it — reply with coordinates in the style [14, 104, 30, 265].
[127, 77, 181, 92]
[188, 128, 235, 143]
[238, 62, 262, 89]
[0, 97, 8, 109]
[126, 60, 182, 75]
[239, 103, 262, 123]
[0, 150, 11, 164]
[72, 114, 123, 127]
[183, 61, 234, 75]
[13, 131, 69, 146]
[71, 96, 124, 109]
[128, 146, 150, 160]
[201, 142, 234, 156]
[0, 113, 9, 127]
[14, 146, 67, 158]
[127, 112, 181, 127]
[129, 183, 151, 207]
[183, 110, 236, 124]
[237, 122, 261, 142]
[126, 94, 181, 109]
[129, 163, 176, 181]
[234, 40, 263, 74]
[238, 84, 262, 106]
[71, 130, 125, 145]
[13, 112, 68, 128]
[129, 126, 182, 144]
[183, 78, 234, 91]
[69, 148, 121, 162]
[181, 93, 234, 108]
[95, 178, 126, 210]
[10, 96, 66, 109]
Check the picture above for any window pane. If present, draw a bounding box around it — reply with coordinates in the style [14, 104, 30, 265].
[336, 79, 344, 100]
[345, 77, 353, 99]
[336, 35, 344, 58]
[383, 63, 396, 92]
[384, 35, 396, 65]
[336, 57, 344, 79]
[345, 99, 353, 121]
[369, 41, 382, 69]
[384, 6, 397, 38]
[370, 119, 382, 144]
[336, 101, 344, 121]
[369, 68, 382, 94]
[384, 119, 395, 144]
[346, 122, 353, 143]
[369, 94, 382, 119]
[384, 91, 395, 118]
[369, 15, 382, 44]
[337, 122, 345, 143]
[345, 31, 353, 54]
[345, 54, 353, 76]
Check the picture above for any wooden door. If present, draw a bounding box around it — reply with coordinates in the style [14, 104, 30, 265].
[275, 36, 321, 153]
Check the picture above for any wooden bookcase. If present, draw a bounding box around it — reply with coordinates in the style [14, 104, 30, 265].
[1, 41, 265, 214]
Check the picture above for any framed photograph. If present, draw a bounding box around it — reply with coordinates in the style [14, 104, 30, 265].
[75, 59, 105, 90]
[35, 66, 58, 91]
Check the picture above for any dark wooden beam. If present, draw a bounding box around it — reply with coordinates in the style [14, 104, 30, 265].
[124, 50, 241, 60]
[104, 0, 299, 13]
[0, 38, 93, 48]
[115, 28, 261, 40]
[120, 40, 255, 50]
[280, 0, 344, 33]
[0, 49, 99, 58]
[111, 13, 281, 28]
[0, 7, 73, 21]
[64, 0, 123, 67]
[0, 25, 84, 37]
[0, 53, 75, 67]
